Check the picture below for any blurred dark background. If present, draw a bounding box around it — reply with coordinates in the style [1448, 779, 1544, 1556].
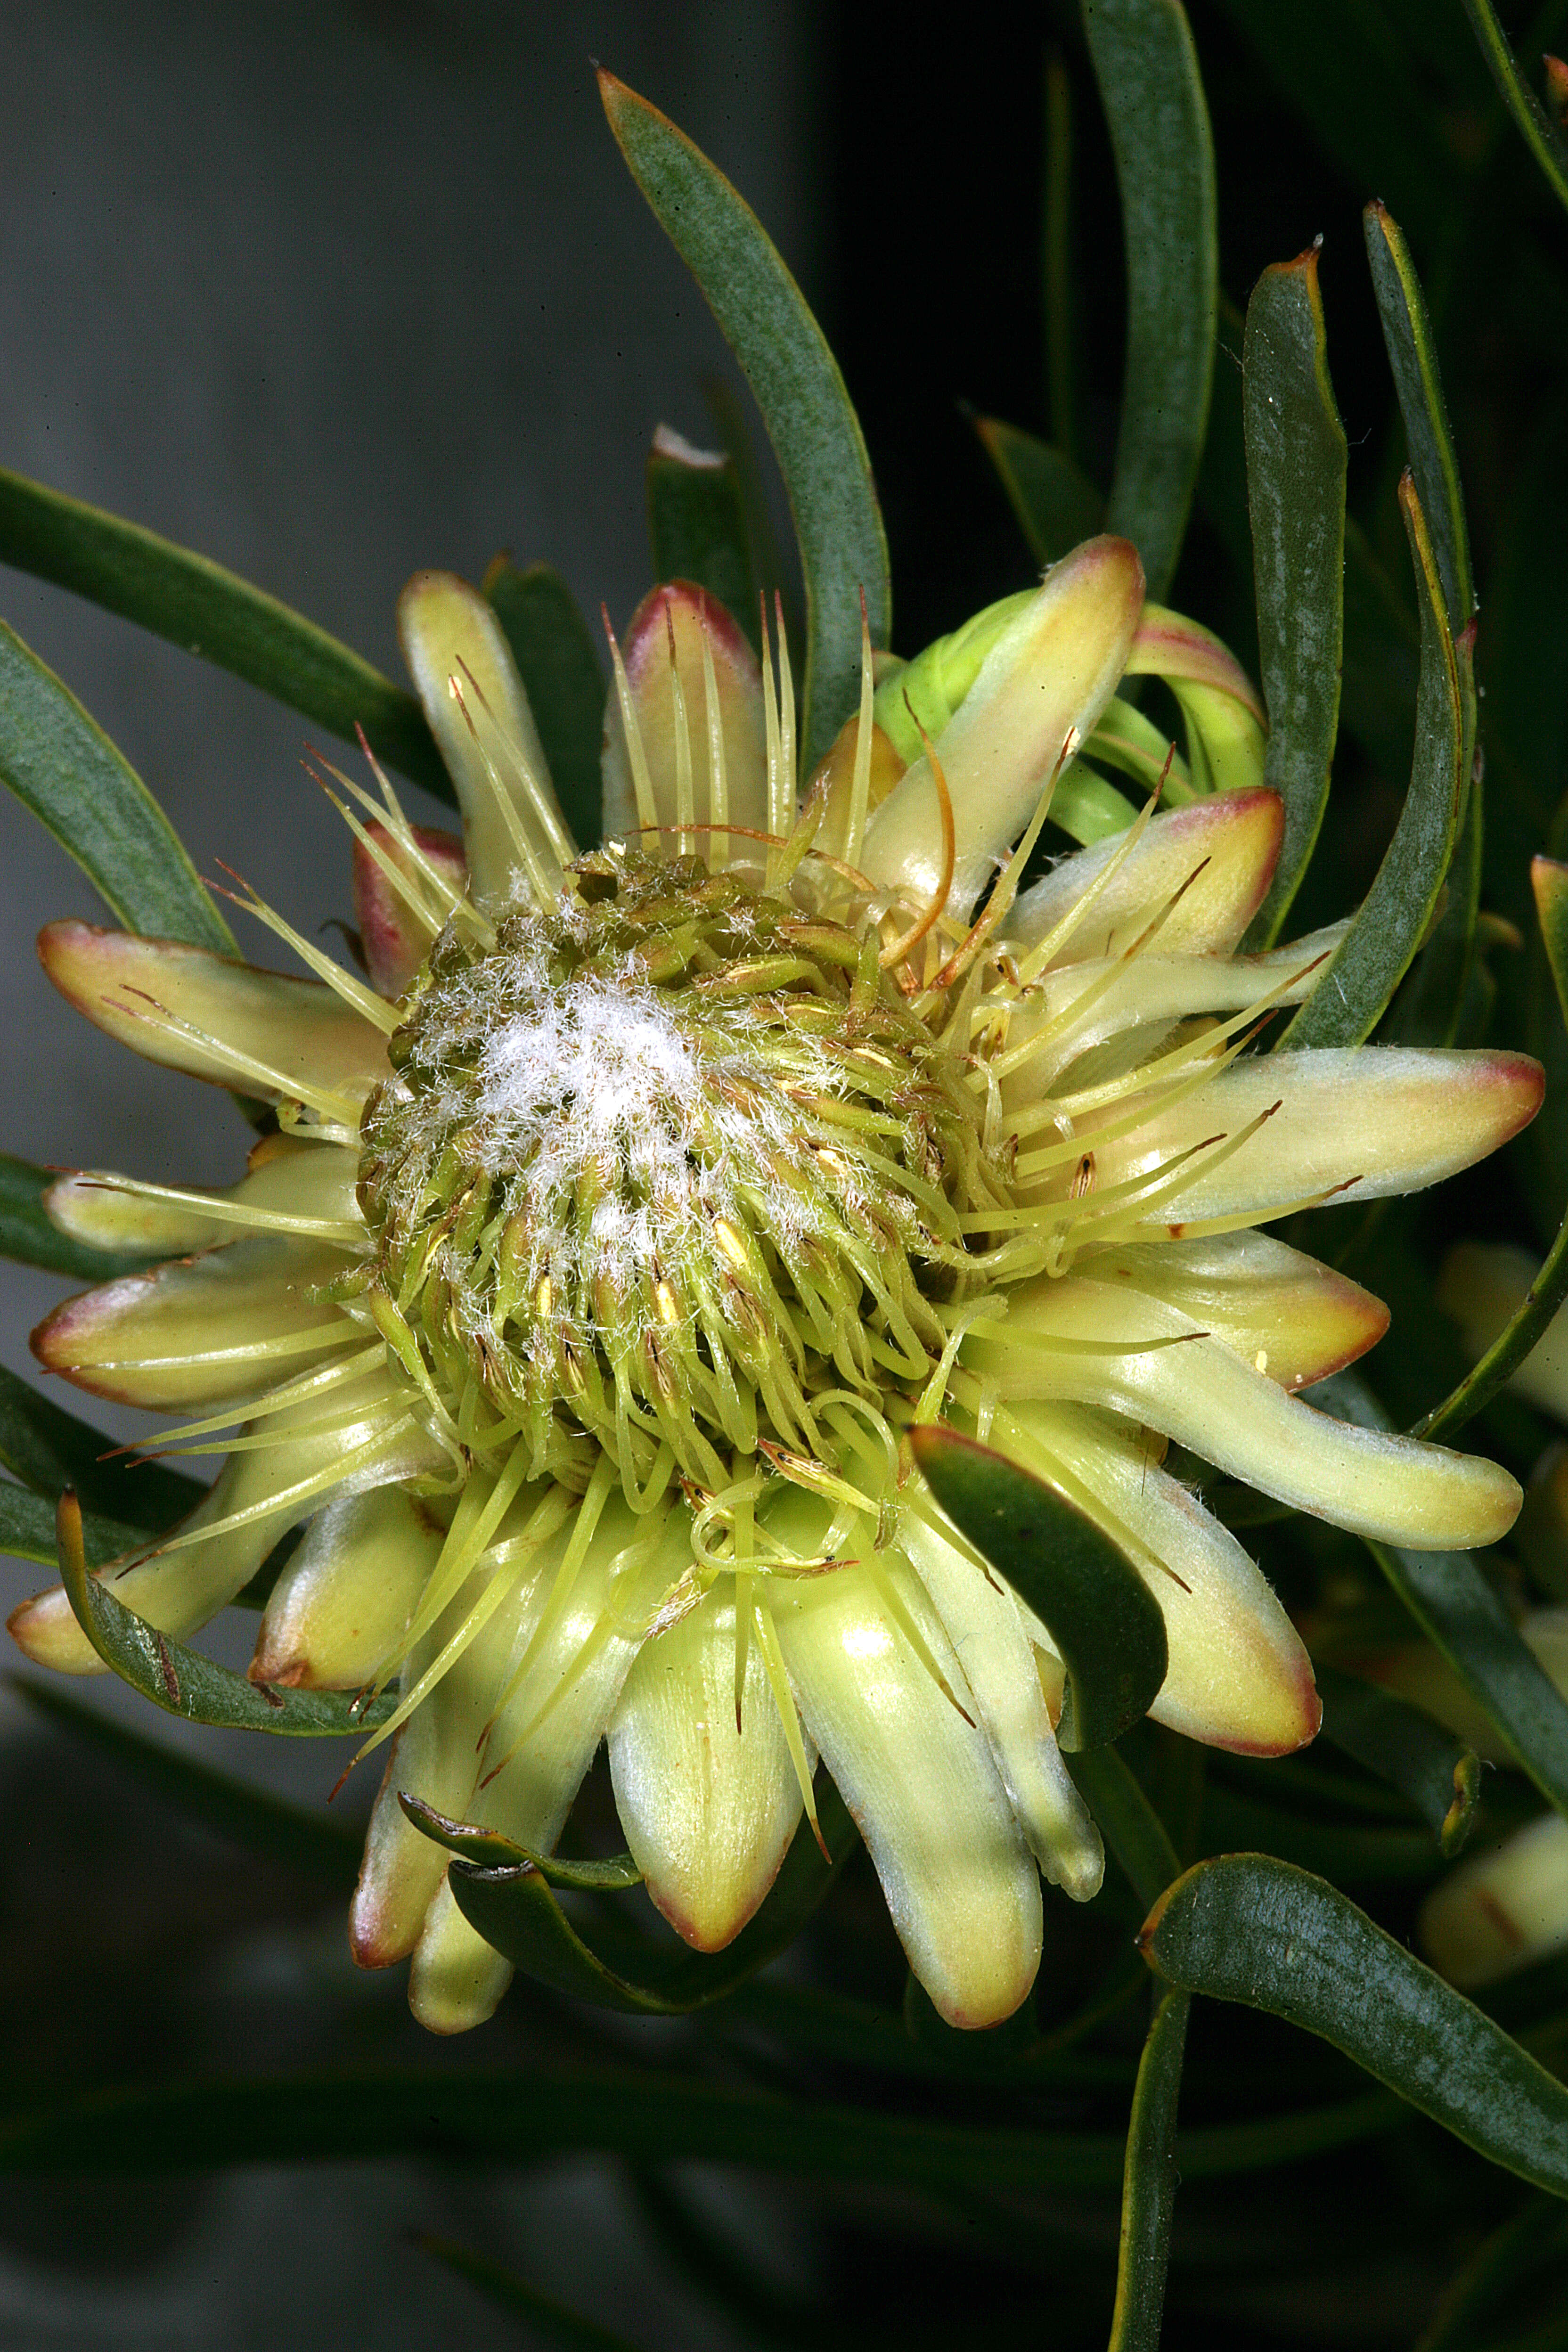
[2, 1, 1568, 2344]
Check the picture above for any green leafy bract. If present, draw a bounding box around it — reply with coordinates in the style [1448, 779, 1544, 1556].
[1083, 0, 1217, 602]
[910, 1426, 1167, 1750]
[0, 1362, 201, 1531]
[1140, 1854, 1568, 2197]
[600, 71, 890, 772]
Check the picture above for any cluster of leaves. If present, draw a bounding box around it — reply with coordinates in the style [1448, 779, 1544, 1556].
[6, 4, 1568, 2345]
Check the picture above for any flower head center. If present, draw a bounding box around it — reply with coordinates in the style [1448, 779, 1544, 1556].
[354, 847, 1002, 1506]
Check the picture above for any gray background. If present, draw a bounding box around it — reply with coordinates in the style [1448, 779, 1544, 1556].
[0, 4, 821, 2341]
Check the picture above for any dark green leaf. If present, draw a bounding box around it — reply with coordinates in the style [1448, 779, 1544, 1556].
[0, 622, 234, 954]
[0, 465, 448, 798]
[449, 1785, 855, 2017]
[644, 432, 760, 644]
[910, 1426, 1167, 1750]
[1370, 1540, 1568, 1825]
[1340, 517, 1420, 788]
[972, 416, 1105, 568]
[0, 1363, 201, 1530]
[1064, 1742, 1182, 1911]
[1215, 0, 1459, 249]
[420, 2238, 643, 2351]
[0, 1480, 147, 1570]
[56, 1490, 393, 1738]
[1462, 0, 1568, 216]
[483, 558, 604, 849]
[0, 1154, 157, 1283]
[1140, 1853, 1568, 2196]
[1364, 201, 1474, 632]
[1108, 1989, 1190, 2352]
[1043, 49, 1080, 463]
[400, 1795, 641, 1889]
[600, 72, 890, 770]
[1083, 0, 1217, 601]
[1240, 245, 1347, 949]
[1416, 2196, 1568, 2352]
[1316, 1663, 1482, 1854]
[1282, 474, 1465, 1045]
[8, 1674, 359, 1884]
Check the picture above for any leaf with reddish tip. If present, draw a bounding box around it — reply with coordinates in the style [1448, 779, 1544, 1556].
[1139, 1853, 1568, 2196]
[909, 1425, 1167, 1751]
[1241, 246, 1347, 948]
[38, 921, 389, 1108]
[599, 69, 890, 770]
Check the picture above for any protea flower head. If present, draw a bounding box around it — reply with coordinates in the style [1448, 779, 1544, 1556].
[8, 538, 1540, 2034]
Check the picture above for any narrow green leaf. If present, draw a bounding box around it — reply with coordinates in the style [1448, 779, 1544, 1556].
[0, 465, 449, 797]
[1364, 201, 1474, 632]
[0, 2062, 1129, 2188]
[8, 1674, 359, 1883]
[1140, 1854, 1568, 2197]
[1198, 1786, 1449, 1883]
[910, 1426, 1167, 1750]
[971, 416, 1104, 568]
[1108, 1989, 1190, 2352]
[644, 431, 760, 641]
[0, 1154, 157, 1283]
[0, 1480, 147, 1570]
[1083, 0, 1217, 601]
[1281, 474, 1465, 1045]
[400, 1795, 641, 1889]
[1316, 1664, 1482, 1855]
[449, 1785, 855, 2017]
[1064, 1743, 1182, 1911]
[0, 623, 234, 953]
[482, 558, 604, 849]
[0, 1363, 202, 1531]
[1388, 757, 1483, 1047]
[1240, 245, 1347, 949]
[1370, 1541, 1568, 1826]
[0, 2057, 1405, 2186]
[600, 72, 890, 770]
[56, 1491, 393, 1738]
[1462, 0, 1568, 216]
[420, 2238, 642, 2351]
